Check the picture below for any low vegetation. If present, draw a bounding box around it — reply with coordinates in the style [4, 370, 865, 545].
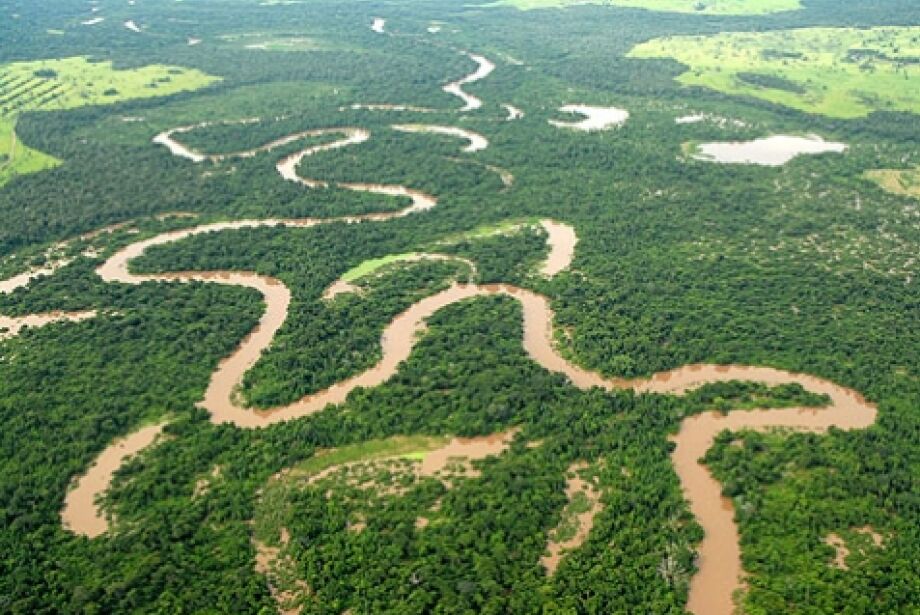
[489, 0, 800, 14]
[0, 57, 218, 185]
[865, 167, 920, 199]
[629, 27, 920, 118]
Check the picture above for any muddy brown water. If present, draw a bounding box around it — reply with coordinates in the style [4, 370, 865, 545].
[321, 253, 476, 299]
[539, 220, 577, 277]
[1, 221, 134, 295]
[442, 52, 495, 112]
[154, 124, 369, 165]
[78, 205, 875, 615]
[63, 118, 877, 615]
[391, 124, 489, 153]
[61, 422, 167, 538]
[0, 263, 69, 294]
[321, 279, 361, 300]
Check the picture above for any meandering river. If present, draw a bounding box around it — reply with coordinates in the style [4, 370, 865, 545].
[12, 56, 876, 614]
[74, 212, 877, 615]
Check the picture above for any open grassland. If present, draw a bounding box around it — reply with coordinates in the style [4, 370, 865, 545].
[0, 57, 218, 185]
[866, 167, 920, 199]
[488, 0, 800, 14]
[0, 118, 57, 186]
[255, 436, 447, 541]
[340, 253, 426, 282]
[284, 436, 446, 479]
[629, 27, 920, 118]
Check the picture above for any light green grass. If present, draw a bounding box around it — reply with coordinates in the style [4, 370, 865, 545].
[0, 56, 218, 186]
[254, 435, 447, 543]
[437, 219, 537, 245]
[340, 253, 424, 282]
[0, 118, 58, 185]
[488, 0, 799, 15]
[629, 27, 920, 118]
[865, 167, 920, 199]
[339, 224, 535, 285]
[291, 436, 447, 477]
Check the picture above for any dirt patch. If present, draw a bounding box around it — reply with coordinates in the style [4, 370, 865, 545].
[0, 311, 96, 340]
[541, 462, 603, 574]
[824, 526, 885, 570]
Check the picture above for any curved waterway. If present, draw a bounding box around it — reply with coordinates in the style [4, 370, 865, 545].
[442, 52, 495, 112]
[61, 422, 167, 538]
[96, 224, 571, 430]
[549, 104, 629, 132]
[65, 114, 875, 615]
[322, 253, 477, 299]
[69, 196, 875, 615]
[153, 122, 369, 164]
[391, 124, 489, 153]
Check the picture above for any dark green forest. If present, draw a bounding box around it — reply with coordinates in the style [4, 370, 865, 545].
[0, 0, 917, 613]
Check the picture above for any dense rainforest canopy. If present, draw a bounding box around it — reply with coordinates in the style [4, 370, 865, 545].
[0, 0, 917, 613]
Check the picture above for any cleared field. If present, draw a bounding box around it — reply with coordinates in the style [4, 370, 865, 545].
[0, 57, 218, 185]
[255, 436, 448, 539]
[629, 27, 920, 118]
[341, 253, 440, 282]
[866, 167, 920, 199]
[0, 118, 58, 185]
[489, 0, 799, 14]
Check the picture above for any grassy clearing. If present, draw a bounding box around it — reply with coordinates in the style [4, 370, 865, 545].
[0, 56, 218, 186]
[865, 167, 920, 199]
[437, 219, 536, 244]
[340, 253, 424, 282]
[629, 27, 920, 118]
[0, 57, 218, 115]
[289, 436, 447, 478]
[488, 0, 799, 14]
[255, 435, 447, 543]
[0, 118, 58, 185]
[339, 222, 538, 283]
